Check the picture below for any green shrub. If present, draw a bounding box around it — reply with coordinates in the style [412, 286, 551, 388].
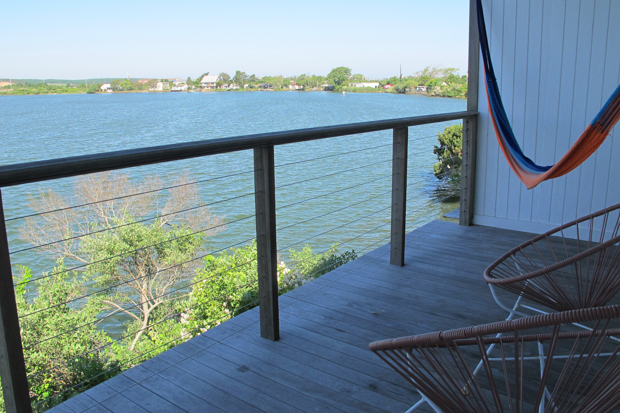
[185, 241, 357, 335]
[433, 124, 463, 183]
[12, 261, 120, 411]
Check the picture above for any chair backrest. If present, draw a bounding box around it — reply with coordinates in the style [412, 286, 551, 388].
[370, 306, 620, 412]
[484, 203, 620, 311]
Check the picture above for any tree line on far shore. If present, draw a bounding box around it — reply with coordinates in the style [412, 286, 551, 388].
[1, 66, 467, 98]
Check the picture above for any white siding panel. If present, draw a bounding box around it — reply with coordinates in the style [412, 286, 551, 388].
[473, 0, 620, 234]
[495, 0, 515, 219]
[483, 0, 502, 218]
[519, 0, 544, 222]
[532, 0, 561, 225]
[548, 1, 569, 226]
[508, 0, 531, 221]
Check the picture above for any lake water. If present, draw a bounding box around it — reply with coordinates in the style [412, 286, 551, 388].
[1, 91, 464, 333]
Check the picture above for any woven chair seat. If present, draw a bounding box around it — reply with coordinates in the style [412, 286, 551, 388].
[484, 203, 620, 311]
[370, 306, 620, 413]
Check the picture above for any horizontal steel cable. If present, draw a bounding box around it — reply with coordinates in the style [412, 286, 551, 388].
[279, 186, 455, 255]
[33, 332, 187, 408]
[276, 173, 392, 211]
[34, 296, 262, 408]
[277, 255, 353, 292]
[276, 158, 391, 189]
[23, 256, 258, 348]
[278, 204, 392, 252]
[276, 189, 391, 232]
[331, 192, 461, 252]
[273, 133, 438, 169]
[14, 215, 256, 288]
[10, 191, 256, 255]
[26, 280, 259, 380]
[28, 190, 456, 387]
[274, 142, 392, 168]
[6, 169, 254, 222]
[19, 236, 256, 318]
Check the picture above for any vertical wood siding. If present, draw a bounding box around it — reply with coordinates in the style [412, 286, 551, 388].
[474, 0, 620, 233]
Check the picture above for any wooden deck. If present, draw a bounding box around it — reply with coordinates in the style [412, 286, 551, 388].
[48, 220, 537, 413]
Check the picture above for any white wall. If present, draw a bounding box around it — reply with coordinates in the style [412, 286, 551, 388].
[473, 0, 620, 234]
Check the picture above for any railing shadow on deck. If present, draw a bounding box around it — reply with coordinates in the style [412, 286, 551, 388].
[0, 110, 476, 412]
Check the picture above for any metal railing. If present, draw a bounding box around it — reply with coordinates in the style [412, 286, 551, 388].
[0, 110, 476, 412]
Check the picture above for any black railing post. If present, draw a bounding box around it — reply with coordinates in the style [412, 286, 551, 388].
[390, 127, 408, 267]
[0, 190, 32, 413]
[253, 146, 279, 341]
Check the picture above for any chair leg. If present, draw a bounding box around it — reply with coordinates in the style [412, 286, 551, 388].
[404, 393, 442, 413]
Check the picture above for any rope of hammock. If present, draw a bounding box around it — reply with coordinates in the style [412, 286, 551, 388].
[477, 0, 620, 189]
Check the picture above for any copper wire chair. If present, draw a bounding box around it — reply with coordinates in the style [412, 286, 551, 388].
[370, 306, 620, 413]
[484, 203, 620, 319]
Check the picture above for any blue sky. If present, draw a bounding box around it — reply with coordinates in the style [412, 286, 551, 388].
[1, 0, 469, 80]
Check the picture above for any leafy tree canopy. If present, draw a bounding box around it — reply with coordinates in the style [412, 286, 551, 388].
[326, 66, 352, 87]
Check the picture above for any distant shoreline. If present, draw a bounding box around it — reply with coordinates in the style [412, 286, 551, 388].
[0, 89, 466, 99]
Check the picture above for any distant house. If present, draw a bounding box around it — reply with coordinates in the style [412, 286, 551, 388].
[0, 81, 12, 88]
[383, 84, 393, 89]
[100, 83, 112, 92]
[171, 84, 188, 92]
[171, 78, 185, 86]
[200, 75, 219, 89]
[155, 82, 170, 91]
[415, 85, 428, 92]
[350, 82, 380, 89]
[288, 81, 304, 90]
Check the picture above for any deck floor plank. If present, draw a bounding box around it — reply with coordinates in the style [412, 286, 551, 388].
[52, 221, 551, 413]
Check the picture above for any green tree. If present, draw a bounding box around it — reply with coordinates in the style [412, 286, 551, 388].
[120, 80, 134, 91]
[433, 124, 463, 182]
[186, 242, 356, 336]
[326, 66, 352, 88]
[282, 244, 357, 294]
[218, 72, 230, 83]
[232, 70, 248, 87]
[350, 73, 364, 82]
[10, 262, 119, 411]
[20, 172, 225, 350]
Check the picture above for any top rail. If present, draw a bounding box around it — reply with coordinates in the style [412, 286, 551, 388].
[0, 111, 476, 188]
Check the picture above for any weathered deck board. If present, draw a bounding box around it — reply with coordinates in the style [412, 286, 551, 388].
[49, 220, 539, 413]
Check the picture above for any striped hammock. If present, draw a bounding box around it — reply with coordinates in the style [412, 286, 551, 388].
[477, 0, 620, 189]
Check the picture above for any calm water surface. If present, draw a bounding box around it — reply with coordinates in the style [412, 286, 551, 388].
[1, 91, 464, 333]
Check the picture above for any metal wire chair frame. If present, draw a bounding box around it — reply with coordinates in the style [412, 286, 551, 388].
[484, 203, 620, 313]
[370, 305, 620, 413]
